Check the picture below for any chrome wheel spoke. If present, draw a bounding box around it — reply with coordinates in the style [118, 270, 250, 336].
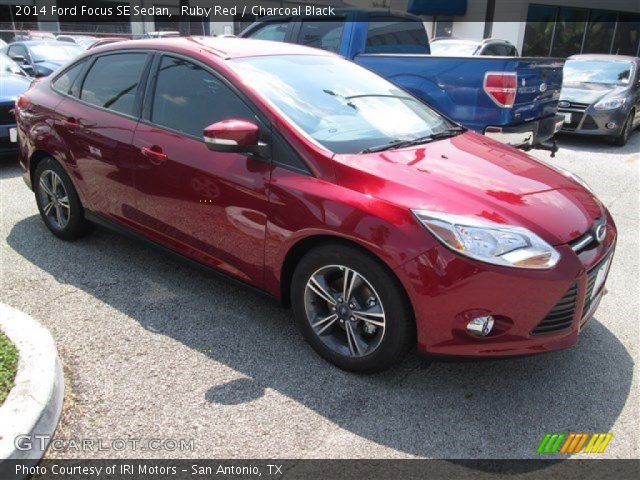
[39, 177, 53, 197]
[343, 268, 361, 303]
[353, 312, 385, 328]
[58, 196, 70, 210]
[55, 204, 63, 226]
[51, 172, 59, 194]
[308, 275, 336, 306]
[43, 201, 54, 216]
[345, 322, 365, 356]
[313, 314, 338, 335]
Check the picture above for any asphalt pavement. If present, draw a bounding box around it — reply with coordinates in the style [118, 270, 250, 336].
[0, 132, 638, 460]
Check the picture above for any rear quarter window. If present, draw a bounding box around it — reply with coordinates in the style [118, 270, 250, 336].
[51, 60, 87, 96]
[298, 20, 345, 53]
[249, 22, 289, 42]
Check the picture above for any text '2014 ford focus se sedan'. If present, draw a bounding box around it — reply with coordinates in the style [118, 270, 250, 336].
[15, 37, 616, 372]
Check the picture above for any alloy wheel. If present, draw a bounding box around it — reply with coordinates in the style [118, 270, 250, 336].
[304, 265, 386, 358]
[38, 170, 70, 230]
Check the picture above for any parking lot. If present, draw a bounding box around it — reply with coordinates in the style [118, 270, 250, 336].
[0, 134, 638, 460]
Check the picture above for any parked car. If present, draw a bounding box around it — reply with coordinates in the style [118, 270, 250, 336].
[15, 38, 616, 372]
[0, 39, 6, 48]
[240, 11, 564, 155]
[56, 35, 99, 49]
[86, 37, 125, 50]
[1, 41, 79, 77]
[558, 54, 640, 146]
[0, 54, 31, 157]
[139, 31, 180, 39]
[430, 38, 519, 57]
[12, 30, 56, 42]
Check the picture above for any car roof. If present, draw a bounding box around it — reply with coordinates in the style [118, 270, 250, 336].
[568, 54, 638, 62]
[95, 36, 336, 59]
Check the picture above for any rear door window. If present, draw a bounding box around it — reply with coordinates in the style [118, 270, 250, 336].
[297, 20, 344, 53]
[80, 53, 147, 116]
[365, 16, 429, 54]
[150, 56, 255, 138]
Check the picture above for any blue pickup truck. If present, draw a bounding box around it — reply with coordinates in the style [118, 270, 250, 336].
[240, 10, 565, 154]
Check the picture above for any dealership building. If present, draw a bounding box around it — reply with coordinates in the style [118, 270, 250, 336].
[0, 0, 639, 57]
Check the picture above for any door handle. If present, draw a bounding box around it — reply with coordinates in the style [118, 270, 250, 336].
[141, 145, 168, 165]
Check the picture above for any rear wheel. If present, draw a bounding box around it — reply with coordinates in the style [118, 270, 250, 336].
[34, 157, 92, 240]
[291, 244, 415, 373]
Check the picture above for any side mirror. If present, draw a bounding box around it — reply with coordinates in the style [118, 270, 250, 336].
[203, 119, 260, 153]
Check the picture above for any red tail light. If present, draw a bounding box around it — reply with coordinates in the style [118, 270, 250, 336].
[16, 95, 30, 109]
[483, 72, 517, 108]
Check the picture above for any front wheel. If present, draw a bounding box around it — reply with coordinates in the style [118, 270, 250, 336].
[610, 111, 633, 147]
[291, 244, 415, 373]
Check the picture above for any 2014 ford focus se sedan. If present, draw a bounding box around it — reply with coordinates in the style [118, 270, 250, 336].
[15, 38, 616, 372]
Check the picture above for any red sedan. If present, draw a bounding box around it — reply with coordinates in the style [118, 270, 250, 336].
[15, 38, 616, 372]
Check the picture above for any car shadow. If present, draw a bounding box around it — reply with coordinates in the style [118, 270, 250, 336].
[6, 215, 634, 461]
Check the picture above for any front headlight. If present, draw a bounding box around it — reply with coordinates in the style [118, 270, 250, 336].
[412, 210, 560, 269]
[594, 97, 626, 110]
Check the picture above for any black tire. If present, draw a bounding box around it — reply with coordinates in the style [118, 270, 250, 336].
[34, 157, 92, 240]
[291, 243, 415, 373]
[610, 111, 633, 147]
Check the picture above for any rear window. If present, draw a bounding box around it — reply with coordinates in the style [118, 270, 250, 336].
[365, 17, 429, 54]
[80, 53, 147, 116]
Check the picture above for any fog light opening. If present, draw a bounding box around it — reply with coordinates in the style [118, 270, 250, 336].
[467, 315, 495, 336]
[606, 122, 617, 130]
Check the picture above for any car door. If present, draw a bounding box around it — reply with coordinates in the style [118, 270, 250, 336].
[53, 51, 150, 224]
[130, 54, 271, 286]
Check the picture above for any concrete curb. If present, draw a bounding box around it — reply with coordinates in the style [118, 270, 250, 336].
[0, 304, 64, 468]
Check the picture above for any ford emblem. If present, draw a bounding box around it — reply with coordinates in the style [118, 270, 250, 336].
[539, 82, 547, 93]
[595, 224, 607, 243]
[558, 100, 570, 108]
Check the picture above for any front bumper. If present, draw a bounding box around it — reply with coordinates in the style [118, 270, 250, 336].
[558, 104, 628, 137]
[484, 114, 564, 149]
[394, 212, 617, 357]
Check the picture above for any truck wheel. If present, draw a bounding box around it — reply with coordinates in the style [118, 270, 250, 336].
[291, 243, 415, 373]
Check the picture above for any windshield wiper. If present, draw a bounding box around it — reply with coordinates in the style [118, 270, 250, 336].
[360, 127, 466, 154]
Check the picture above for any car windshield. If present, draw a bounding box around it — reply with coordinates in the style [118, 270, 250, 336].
[0, 54, 25, 76]
[231, 55, 452, 154]
[430, 41, 480, 56]
[29, 44, 75, 62]
[564, 60, 634, 86]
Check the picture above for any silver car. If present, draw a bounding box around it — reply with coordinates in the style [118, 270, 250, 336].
[558, 54, 640, 146]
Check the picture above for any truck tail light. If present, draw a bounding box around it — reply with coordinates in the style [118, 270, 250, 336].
[483, 72, 517, 108]
[16, 95, 30, 109]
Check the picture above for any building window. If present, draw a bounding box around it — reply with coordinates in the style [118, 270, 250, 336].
[550, 7, 588, 57]
[583, 10, 617, 54]
[523, 4, 640, 57]
[612, 13, 640, 55]
[522, 4, 557, 56]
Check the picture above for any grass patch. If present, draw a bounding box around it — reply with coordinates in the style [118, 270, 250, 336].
[0, 331, 18, 405]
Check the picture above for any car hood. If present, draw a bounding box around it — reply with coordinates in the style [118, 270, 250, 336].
[333, 132, 604, 245]
[0, 74, 31, 101]
[560, 83, 626, 105]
